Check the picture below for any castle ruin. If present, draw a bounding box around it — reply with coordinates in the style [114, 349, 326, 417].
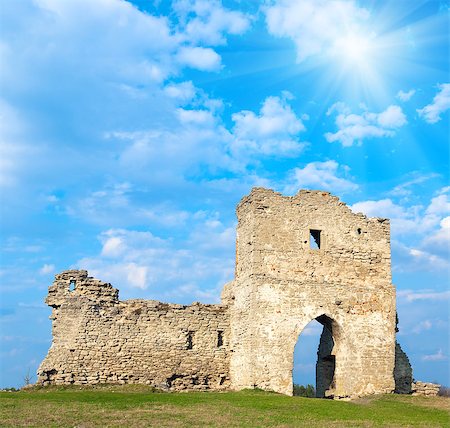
[37, 188, 414, 398]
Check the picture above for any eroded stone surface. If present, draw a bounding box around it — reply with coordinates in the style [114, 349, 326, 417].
[37, 188, 415, 398]
[38, 270, 230, 390]
[228, 188, 396, 398]
[412, 381, 440, 396]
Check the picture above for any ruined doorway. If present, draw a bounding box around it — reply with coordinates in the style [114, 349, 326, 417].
[293, 315, 337, 398]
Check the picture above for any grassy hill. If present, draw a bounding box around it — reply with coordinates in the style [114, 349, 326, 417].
[0, 385, 448, 427]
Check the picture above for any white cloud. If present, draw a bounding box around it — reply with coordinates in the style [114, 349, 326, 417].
[417, 83, 450, 124]
[231, 95, 307, 157]
[325, 103, 407, 146]
[351, 199, 407, 219]
[396, 89, 415, 102]
[351, 192, 450, 236]
[413, 249, 448, 271]
[377, 105, 408, 128]
[164, 81, 196, 102]
[174, 0, 250, 46]
[422, 349, 447, 361]
[39, 264, 55, 275]
[125, 263, 148, 289]
[426, 192, 450, 216]
[284, 160, 358, 194]
[422, 216, 450, 259]
[101, 236, 125, 258]
[233, 95, 305, 138]
[353, 187, 450, 273]
[392, 240, 449, 273]
[176, 46, 221, 71]
[265, 0, 370, 62]
[177, 108, 216, 126]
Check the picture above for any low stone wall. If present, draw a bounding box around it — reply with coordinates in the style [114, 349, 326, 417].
[412, 381, 440, 397]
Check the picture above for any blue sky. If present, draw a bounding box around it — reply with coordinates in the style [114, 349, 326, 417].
[0, 0, 449, 389]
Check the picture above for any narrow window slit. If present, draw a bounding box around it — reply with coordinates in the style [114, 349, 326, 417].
[186, 331, 194, 350]
[69, 280, 76, 292]
[217, 330, 223, 347]
[310, 229, 321, 250]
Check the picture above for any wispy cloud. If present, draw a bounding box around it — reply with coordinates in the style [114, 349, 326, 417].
[422, 349, 447, 361]
[39, 264, 55, 275]
[396, 89, 416, 102]
[398, 290, 450, 302]
[417, 83, 450, 124]
[389, 173, 439, 197]
[412, 319, 432, 334]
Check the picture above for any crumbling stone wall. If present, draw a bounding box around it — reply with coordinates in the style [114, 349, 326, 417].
[412, 381, 440, 396]
[38, 270, 230, 390]
[38, 188, 413, 398]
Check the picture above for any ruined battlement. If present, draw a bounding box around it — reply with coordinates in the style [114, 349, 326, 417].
[37, 188, 412, 398]
[235, 188, 392, 287]
[39, 271, 230, 389]
[46, 270, 119, 308]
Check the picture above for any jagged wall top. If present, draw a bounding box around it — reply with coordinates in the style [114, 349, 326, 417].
[46, 269, 119, 307]
[238, 187, 388, 222]
[235, 187, 392, 287]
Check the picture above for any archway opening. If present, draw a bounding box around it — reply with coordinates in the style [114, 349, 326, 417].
[293, 315, 337, 398]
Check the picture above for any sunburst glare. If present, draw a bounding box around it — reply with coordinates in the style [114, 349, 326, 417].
[334, 33, 374, 65]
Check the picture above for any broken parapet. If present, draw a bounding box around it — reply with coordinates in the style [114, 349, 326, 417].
[46, 270, 118, 307]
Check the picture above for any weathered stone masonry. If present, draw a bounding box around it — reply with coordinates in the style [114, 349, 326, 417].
[38, 188, 417, 398]
[38, 270, 230, 390]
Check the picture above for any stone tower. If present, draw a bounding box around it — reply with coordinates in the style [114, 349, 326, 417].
[223, 188, 396, 398]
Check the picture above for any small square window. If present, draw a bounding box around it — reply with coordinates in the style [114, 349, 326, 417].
[310, 229, 321, 250]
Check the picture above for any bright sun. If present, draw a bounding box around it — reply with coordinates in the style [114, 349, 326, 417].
[334, 34, 373, 66]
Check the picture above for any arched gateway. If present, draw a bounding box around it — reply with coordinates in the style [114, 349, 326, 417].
[294, 314, 340, 398]
[38, 188, 404, 398]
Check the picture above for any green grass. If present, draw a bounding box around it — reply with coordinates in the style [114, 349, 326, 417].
[0, 385, 449, 427]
